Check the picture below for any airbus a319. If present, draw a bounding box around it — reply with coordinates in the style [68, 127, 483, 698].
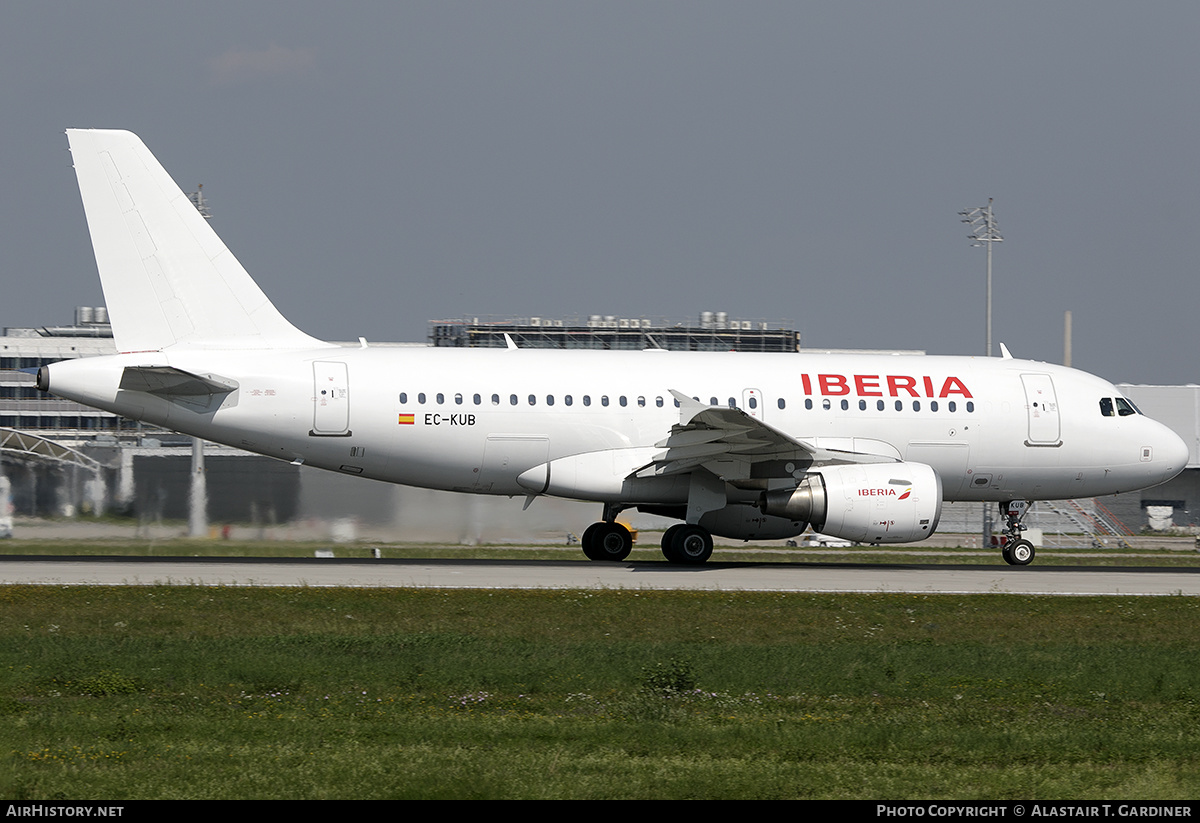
[37, 130, 1189, 565]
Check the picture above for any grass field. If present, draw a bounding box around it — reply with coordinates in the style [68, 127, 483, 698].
[2, 582, 1200, 799]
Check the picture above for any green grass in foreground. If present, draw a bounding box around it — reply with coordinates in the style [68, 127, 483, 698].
[2, 586, 1200, 799]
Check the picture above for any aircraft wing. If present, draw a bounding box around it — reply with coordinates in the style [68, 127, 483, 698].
[633, 390, 896, 481]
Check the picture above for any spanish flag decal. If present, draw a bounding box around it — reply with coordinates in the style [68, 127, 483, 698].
[398, 413, 415, 425]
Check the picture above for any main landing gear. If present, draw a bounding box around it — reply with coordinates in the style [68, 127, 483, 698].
[660, 523, 714, 565]
[580, 503, 635, 561]
[579, 506, 715, 565]
[580, 521, 634, 561]
[998, 500, 1036, 566]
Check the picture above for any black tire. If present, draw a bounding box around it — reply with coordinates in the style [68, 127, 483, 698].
[660, 524, 686, 562]
[667, 525, 713, 565]
[581, 522, 632, 561]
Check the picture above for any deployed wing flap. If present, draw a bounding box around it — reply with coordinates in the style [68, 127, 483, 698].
[634, 389, 896, 480]
[119, 365, 238, 398]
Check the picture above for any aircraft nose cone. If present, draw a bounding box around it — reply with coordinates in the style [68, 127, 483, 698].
[1162, 429, 1191, 479]
[1148, 423, 1191, 485]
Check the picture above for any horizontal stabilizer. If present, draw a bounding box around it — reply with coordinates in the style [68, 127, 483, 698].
[119, 365, 238, 397]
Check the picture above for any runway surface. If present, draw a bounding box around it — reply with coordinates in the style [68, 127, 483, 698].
[2, 556, 1200, 595]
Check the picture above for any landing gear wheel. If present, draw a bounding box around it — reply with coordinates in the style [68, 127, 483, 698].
[660, 524, 686, 561]
[581, 522, 633, 562]
[1005, 539, 1035, 566]
[998, 501, 1037, 566]
[663, 524, 713, 565]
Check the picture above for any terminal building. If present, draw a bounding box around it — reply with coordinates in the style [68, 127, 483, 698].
[430, 311, 799, 352]
[2, 309, 1199, 543]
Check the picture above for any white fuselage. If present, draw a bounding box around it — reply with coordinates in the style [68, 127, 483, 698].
[44, 346, 1188, 509]
[45, 128, 1191, 558]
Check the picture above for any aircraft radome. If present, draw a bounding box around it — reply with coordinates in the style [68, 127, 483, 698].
[38, 129, 1189, 566]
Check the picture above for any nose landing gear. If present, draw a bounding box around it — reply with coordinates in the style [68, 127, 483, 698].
[999, 500, 1036, 566]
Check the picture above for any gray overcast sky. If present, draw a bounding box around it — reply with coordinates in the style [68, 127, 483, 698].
[2, 2, 1198, 385]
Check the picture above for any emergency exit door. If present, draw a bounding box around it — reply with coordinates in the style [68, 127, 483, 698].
[312, 361, 351, 436]
[1021, 373, 1061, 446]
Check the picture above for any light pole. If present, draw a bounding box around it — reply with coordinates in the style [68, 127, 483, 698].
[959, 199, 1004, 549]
[959, 199, 1004, 357]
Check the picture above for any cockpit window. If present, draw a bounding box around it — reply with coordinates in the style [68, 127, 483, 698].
[1101, 397, 1140, 417]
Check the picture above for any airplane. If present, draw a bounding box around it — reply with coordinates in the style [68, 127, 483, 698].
[36, 129, 1189, 566]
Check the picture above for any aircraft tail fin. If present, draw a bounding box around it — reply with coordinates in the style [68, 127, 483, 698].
[65, 129, 330, 353]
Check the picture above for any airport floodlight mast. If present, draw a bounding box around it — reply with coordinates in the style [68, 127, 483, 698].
[959, 198, 1003, 357]
[187, 185, 211, 220]
[959, 198, 1004, 548]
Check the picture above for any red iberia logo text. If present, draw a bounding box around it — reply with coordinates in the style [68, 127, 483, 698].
[799, 374, 972, 398]
[859, 488, 913, 499]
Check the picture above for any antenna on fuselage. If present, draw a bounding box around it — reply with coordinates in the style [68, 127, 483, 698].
[1064, 310, 1072, 367]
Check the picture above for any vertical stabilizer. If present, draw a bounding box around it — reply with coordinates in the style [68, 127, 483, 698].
[66, 129, 330, 352]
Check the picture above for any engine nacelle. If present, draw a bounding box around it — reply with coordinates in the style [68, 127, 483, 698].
[697, 505, 807, 541]
[760, 462, 943, 544]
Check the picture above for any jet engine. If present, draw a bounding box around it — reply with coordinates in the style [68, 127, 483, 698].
[759, 462, 943, 544]
[697, 505, 807, 541]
